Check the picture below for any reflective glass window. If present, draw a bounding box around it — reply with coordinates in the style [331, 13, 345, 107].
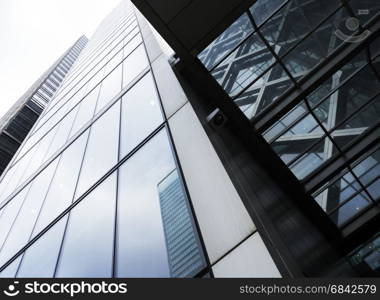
[16, 132, 89, 277]
[55, 174, 116, 277]
[43, 106, 79, 162]
[69, 85, 101, 138]
[116, 129, 206, 277]
[0, 187, 29, 249]
[120, 72, 163, 158]
[122, 45, 149, 89]
[0, 160, 59, 274]
[75, 102, 120, 197]
[95, 64, 122, 113]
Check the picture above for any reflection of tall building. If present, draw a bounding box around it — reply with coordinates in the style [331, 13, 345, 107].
[158, 169, 205, 277]
[133, 0, 380, 277]
[0, 37, 87, 175]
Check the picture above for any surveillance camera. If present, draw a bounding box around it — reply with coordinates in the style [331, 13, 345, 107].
[206, 108, 228, 130]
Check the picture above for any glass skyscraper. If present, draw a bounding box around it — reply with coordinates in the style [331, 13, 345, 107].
[0, 1, 216, 278]
[0, 0, 378, 278]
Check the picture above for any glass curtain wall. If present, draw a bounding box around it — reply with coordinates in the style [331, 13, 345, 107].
[198, 0, 380, 228]
[0, 1, 207, 278]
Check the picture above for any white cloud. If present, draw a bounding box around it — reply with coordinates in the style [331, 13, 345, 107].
[0, 0, 121, 118]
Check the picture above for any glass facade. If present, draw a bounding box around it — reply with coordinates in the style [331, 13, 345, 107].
[0, 1, 207, 278]
[198, 0, 380, 229]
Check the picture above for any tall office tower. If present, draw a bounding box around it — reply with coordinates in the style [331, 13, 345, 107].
[158, 169, 206, 277]
[131, 0, 380, 277]
[0, 37, 87, 176]
[0, 0, 378, 278]
[0, 1, 214, 278]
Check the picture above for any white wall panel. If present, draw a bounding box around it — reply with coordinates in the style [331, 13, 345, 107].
[152, 55, 188, 118]
[169, 102, 255, 263]
[213, 232, 281, 278]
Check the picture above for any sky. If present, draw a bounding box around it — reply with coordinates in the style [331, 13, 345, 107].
[0, 0, 121, 119]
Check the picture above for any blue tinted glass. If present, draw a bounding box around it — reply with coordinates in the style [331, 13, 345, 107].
[95, 64, 122, 113]
[69, 85, 100, 138]
[120, 72, 163, 158]
[0, 160, 59, 272]
[0, 187, 29, 249]
[55, 174, 116, 277]
[116, 129, 206, 277]
[122, 45, 149, 89]
[75, 102, 120, 197]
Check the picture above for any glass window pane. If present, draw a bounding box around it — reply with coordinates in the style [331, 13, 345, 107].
[257, 78, 293, 113]
[260, 0, 341, 56]
[69, 85, 101, 138]
[19, 127, 57, 184]
[0, 160, 59, 271]
[335, 65, 380, 127]
[16, 217, 67, 277]
[0, 187, 29, 249]
[157, 169, 206, 277]
[1, 145, 38, 200]
[86, 68, 105, 93]
[95, 64, 122, 113]
[120, 72, 163, 158]
[43, 106, 79, 162]
[212, 33, 273, 98]
[264, 102, 311, 141]
[329, 192, 371, 226]
[15, 132, 89, 277]
[116, 129, 206, 277]
[29, 131, 89, 240]
[250, 0, 287, 26]
[122, 45, 149, 89]
[0, 166, 18, 202]
[0, 257, 21, 278]
[75, 102, 120, 197]
[104, 49, 123, 75]
[272, 107, 325, 139]
[123, 33, 142, 58]
[273, 139, 326, 179]
[55, 173, 117, 277]
[198, 13, 254, 70]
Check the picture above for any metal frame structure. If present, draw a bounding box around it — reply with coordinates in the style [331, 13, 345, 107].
[197, 0, 380, 243]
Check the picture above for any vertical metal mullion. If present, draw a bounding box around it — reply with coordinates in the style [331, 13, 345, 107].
[112, 25, 127, 279]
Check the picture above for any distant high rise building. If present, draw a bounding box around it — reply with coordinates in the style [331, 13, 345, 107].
[158, 169, 206, 277]
[0, 37, 87, 175]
